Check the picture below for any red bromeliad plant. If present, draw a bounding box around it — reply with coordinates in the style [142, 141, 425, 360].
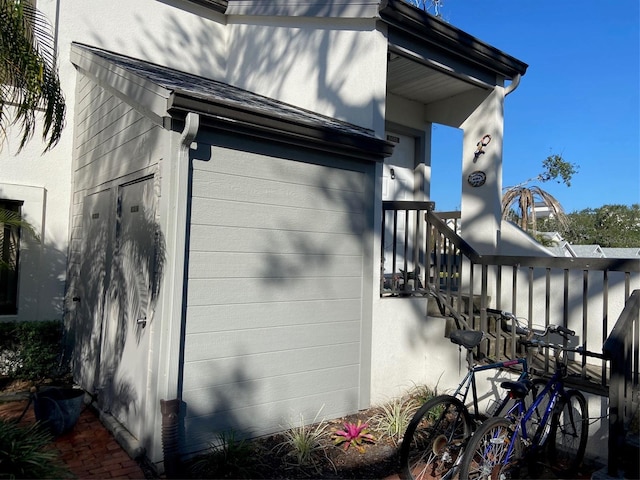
[332, 420, 376, 453]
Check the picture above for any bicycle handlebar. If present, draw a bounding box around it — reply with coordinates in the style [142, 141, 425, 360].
[486, 308, 607, 360]
[486, 308, 578, 344]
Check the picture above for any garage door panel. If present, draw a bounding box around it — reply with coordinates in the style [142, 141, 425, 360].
[182, 343, 360, 391]
[191, 197, 364, 234]
[183, 149, 370, 454]
[184, 320, 360, 362]
[186, 300, 362, 334]
[189, 251, 362, 279]
[190, 225, 363, 255]
[195, 146, 366, 195]
[187, 277, 362, 306]
[192, 174, 364, 214]
[185, 365, 359, 414]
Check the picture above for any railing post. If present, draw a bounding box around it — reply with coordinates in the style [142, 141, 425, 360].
[607, 345, 624, 476]
[603, 290, 640, 477]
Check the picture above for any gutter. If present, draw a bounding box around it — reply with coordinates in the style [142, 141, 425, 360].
[168, 94, 395, 161]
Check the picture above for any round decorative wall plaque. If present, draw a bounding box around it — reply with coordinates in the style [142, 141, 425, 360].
[468, 170, 487, 187]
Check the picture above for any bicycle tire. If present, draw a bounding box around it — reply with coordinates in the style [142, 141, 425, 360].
[547, 389, 588, 475]
[400, 394, 473, 480]
[459, 416, 526, 480]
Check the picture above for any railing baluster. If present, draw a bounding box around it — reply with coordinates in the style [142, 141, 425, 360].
[603, 270, 609, 388]
[545, 268, 551, 373]
[527, 267, 534, 332]
[583, 270, 589, 379]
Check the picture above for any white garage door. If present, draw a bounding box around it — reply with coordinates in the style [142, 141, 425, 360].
[181, 143, 370, 452]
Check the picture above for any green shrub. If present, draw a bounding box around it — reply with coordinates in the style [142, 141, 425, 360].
[0, 418, 70, 479]
[0, 321, 67, 380]
[190, 429, 257, 479]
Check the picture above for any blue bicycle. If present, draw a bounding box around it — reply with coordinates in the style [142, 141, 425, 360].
[400, 309, 544, 480]
[458, 323, 591, 479]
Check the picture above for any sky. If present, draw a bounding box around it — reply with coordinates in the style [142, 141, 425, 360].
[424, 0, 640, 213]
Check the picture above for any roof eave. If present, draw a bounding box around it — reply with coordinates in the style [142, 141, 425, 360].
[168, 94, 394, 161]
[379, 0, 528, 79]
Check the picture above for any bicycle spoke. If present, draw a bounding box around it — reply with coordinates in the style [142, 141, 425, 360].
[401, 395, 472, 480]
[460, 417, 522, 480]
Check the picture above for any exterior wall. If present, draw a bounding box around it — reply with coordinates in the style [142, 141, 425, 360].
[225, 16, 388, 134]
[370, 297, 521, 407]
[0, 0, 227, 320]
[0, 120, 70, 322]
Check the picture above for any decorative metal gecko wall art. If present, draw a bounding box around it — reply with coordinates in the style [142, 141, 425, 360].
[473, 134, 492, 162]
[468, 134, 492, 187]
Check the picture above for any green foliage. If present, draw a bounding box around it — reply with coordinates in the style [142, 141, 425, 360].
[0, 208, 39, 271]
[190, 430, 256, 479]
[370, 397, 418, 445]
[0, 321, 66, 380]
[276, 412, 330, 470]
[539, 154, 579, 187]
[331, 420, 376, 453]
[0, 419, 70, 479]
[541, 204, 640, 248]
[0, 0, 66, 152]
[407, 382, 439, 405]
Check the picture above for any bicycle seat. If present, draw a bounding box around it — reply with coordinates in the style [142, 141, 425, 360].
[500, 380, 532, 399]
[450, 330, 484, 350]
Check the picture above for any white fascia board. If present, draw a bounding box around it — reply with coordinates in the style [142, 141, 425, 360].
[70, 44, 172, 128]
[226, 0, 380, 17]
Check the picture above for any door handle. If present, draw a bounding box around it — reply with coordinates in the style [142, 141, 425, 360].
[137, 316, 147, 328]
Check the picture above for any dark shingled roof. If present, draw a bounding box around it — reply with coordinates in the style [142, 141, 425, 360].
[74, 43, 393, 159]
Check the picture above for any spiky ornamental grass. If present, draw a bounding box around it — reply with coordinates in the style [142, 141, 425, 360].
[0, 418, 69, 479]
[371, 397, 419, 445]
[332, 420, 376, 453]
[276, 412, 330, 468]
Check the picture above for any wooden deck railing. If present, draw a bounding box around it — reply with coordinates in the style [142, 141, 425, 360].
[603, 290, 640, 476]
[380, 201, 640, 475]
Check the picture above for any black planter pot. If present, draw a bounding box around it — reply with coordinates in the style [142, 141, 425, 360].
[33, 386, 85, 437]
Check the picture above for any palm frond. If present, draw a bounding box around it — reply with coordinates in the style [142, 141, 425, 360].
[0, 0, 65, 153]
[502, 185, 568, 232]
[0, 207, 39, 270]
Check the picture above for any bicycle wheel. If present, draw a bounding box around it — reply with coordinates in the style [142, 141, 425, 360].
[459, 416, 526, 480]
[547, 389, 588, 475]
[400, 394, 473, 480]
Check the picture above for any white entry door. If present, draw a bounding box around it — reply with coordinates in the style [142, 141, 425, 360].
[383, 132, 416, 276]
[98, 175, 156, 440]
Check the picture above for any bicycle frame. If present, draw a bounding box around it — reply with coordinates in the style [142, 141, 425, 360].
[498, 356, 569, 466]
[452, 356, 529, 419]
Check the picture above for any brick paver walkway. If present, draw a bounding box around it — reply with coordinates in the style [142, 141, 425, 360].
[0, 396, 148, 479]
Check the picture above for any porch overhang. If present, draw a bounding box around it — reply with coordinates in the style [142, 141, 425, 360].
[379, 0, 528, 106]
[70, 43, 394, 162]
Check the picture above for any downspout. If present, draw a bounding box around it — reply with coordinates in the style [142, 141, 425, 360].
[504, 73, 521, 96]
[161, 111, 199, 478]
